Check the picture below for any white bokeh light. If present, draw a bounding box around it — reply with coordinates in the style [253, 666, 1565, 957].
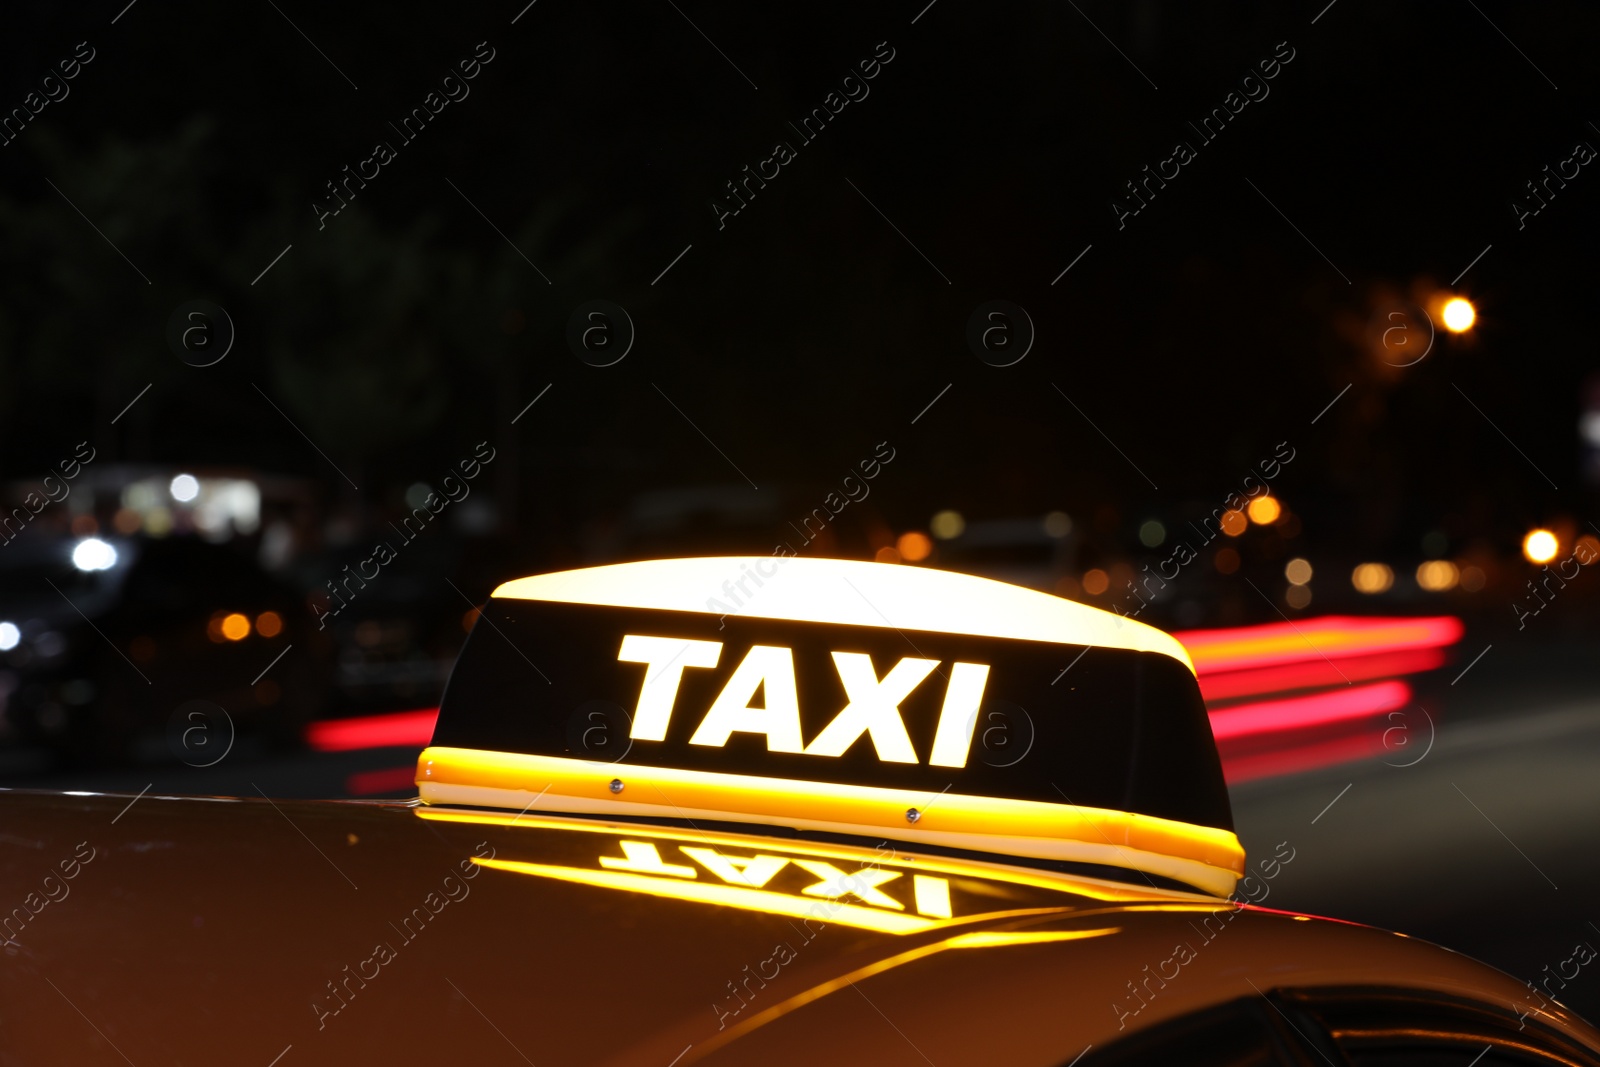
[170, 473, 201, 503]
[71, 538, 119, 572]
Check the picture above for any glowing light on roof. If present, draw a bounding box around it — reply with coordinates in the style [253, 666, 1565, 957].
[1522, 528, 1559, 564]
[417, 747, 1245, 895]
[492, 557, 1195, 671]
[71, 538, 118, 572]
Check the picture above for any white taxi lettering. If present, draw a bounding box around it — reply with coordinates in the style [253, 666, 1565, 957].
[929, 661, 991, 769]
[803, 652, 937, 762]
[618, 635, 991, 766]
[688, 645, 804, 752]
[616, 635, 722, 742]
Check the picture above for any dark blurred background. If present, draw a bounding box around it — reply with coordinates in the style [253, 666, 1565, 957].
[2, 0, 1598, 1022]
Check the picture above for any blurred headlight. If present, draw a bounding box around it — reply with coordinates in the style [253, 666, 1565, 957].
[71, 537, 118, 572]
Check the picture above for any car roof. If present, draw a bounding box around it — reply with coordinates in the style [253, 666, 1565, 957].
[5, 790, 1594, 1066]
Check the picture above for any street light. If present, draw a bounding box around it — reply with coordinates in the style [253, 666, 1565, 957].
[1441, 297, 1476, 333]
[1522, 528, 1559, 564]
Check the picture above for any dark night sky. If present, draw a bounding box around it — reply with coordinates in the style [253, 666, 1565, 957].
[2, 0, 1597, 566]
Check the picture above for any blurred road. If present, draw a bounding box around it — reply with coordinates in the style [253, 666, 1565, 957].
[1233, 692, 1600, 1023]
[3, 633, 1597, 1021]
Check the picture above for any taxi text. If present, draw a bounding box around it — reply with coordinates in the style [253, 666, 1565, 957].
[617, 634, 991, 767]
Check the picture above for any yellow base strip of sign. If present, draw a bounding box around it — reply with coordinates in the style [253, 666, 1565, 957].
[416, 747, 1245, 896]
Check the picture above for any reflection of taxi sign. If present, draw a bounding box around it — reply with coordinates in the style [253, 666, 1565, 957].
[417, 807, 1197, 936]
[417, 557, 1244, 896]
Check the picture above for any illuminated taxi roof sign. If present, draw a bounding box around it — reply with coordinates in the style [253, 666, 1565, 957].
[420, 557, 1241, 896]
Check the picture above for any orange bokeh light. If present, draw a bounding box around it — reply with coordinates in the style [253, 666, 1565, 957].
[1246, 496, 1281, 525]
[896, 531, 933, 562]
[255, 611, 283, 638]
[1415, 561, 1459, 592]
[1220, 510, 1248, 537]
[1441, 297, 1476, 333]
[220, 613, 251, 641]
[1351, 563, 1395, 594]
[1522, 529, 1558, 564]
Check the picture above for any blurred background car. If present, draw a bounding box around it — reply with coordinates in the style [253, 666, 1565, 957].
[0, 533, 331, 764]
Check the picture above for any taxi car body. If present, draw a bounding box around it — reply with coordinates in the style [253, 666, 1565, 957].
[2, 557, 1597, 1065]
